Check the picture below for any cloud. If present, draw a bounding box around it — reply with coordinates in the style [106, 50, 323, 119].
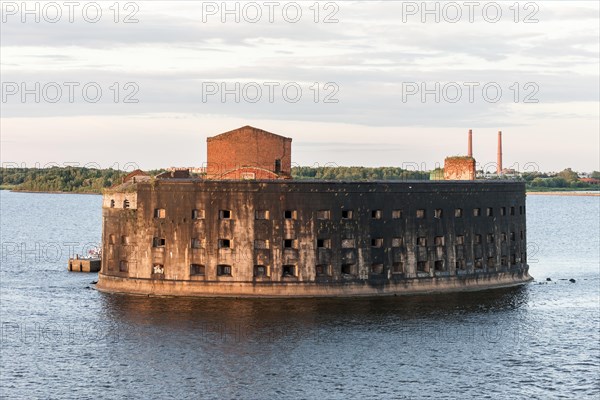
[0, 1, 598, 170]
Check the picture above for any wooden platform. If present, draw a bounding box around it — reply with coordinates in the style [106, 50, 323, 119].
[68, 258, 101, 272]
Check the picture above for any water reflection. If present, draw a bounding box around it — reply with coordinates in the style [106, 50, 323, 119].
[3, 191, 598, 399]
[99, 285, 531, 343]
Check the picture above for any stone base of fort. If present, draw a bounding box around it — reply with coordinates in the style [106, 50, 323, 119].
[96, 270, 533, 298]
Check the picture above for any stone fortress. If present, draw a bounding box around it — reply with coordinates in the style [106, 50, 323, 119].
[97, 126, 532, 297]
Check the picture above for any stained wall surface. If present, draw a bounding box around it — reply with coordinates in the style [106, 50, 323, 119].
[444, 157, 476, 180]
[99, 180, 529, 296]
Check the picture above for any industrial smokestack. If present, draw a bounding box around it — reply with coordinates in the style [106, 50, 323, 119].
[468, 129, 473, 157]
[497, 131, 503, 175]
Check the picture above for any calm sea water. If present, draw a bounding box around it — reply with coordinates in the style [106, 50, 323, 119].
[1, 190, 598, 399]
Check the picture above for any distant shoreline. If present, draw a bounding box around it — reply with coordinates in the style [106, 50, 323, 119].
[2, 188, 598, 197]
[527, 191, 599, 197]
[4, 189, 101, 196]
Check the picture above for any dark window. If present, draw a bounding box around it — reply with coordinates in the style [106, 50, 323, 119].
[501, 233, 507, 242]
[474, 258, 483, 269]
[217, 264, 232, 276]
[154, 208, 165, 218]
[254, 265, 267, 277]
[416, 209, 426, 218]
[434, 236, 445, 246]
[510, 232, 516, 241]
[110, 199, 115, 208]
[455, 208, 463, 217]
[219, 210, 231, 219]
[434, 209, 443, 218]
[121, 235, 129, 245]
[284, 210, 296, 219]
[218, 239, 231, 248]
[317, 239, 330, 248]
[417, 261, 428, 272]
[123, 199, 130, 209]
[456, 235, 465, 245]
[371, 210, 382, 219]
[190, 264, 205, 276]
[487, 207, 494, 217]
[510, 254, 516, 265]
[392, 210, 403, 219]
[284, 239, 295, 248]
[341, 263, 355, 275]
[282, 265, 296, 277]
[152, 237, 166, 247]
[501, 257, 508, 267]
[456, 259, 466, 270]
[434, 260, 445, 271]
[119, 260, 128, 272]
[371, 264, 384, 274]
[520, 230, 524, 240]
[500, 207, 506, 216]
[371, 238, 383, 248]
[341, 210, 353, 219]
[191, 238, 202, 249]
[474, 234, 482, 244]
[487, 234, 494, 244]
[417, 237, 427, 247]
[473, 208, 481, 217]
[274, 159, 281, 173]
[510, 206, 515, 216]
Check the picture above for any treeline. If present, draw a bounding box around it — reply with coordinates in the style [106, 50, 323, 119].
[0, 167, 128, 193]
[522, 169, 600, 190]
[291, 166, 429, 181]
[1, 167, 597, 193]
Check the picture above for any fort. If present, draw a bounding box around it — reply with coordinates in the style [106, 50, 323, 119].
[97, 126, 532, 297]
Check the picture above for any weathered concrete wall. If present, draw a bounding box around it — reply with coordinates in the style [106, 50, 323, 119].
[444, 157, 476, 180]
[98, 180, 530, 297]
[206, 126, 292, 178]
[98, 271, 531, 297]
[102, 192, 138, 209]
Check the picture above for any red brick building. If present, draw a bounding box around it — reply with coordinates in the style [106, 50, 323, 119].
[444, 156, 476, 180]
[206, 126, 292, 180]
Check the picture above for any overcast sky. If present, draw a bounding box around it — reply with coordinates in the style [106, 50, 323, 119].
[1, 1, 598, 172]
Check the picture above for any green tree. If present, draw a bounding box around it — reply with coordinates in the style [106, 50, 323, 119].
[557, 168, 579, 184]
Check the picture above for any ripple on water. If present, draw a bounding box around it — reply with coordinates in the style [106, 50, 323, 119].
[1, 192, 599, 399]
